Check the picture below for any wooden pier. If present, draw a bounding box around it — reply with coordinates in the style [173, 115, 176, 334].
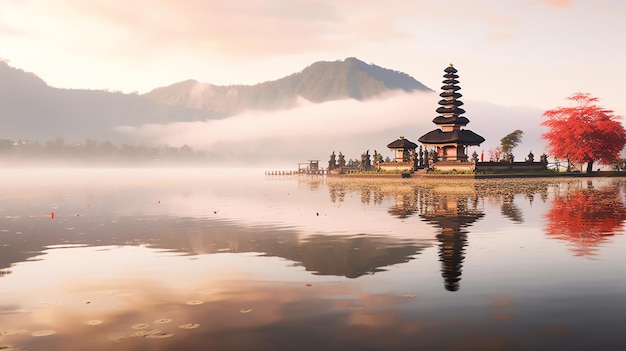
[264, 169, 327, 176]
[265, 160, 327, 176]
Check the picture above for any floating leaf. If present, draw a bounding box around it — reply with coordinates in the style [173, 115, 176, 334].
[134, 330, 173, 339]
[131, 323, 148, 330]
[239, 309, 253, 314]
[186, 300, 204, 305]
[31, 330, 56, 337]
[178, 323, 200, 329]
[0, 329, 26, 336]
[86, 320, 103, 326]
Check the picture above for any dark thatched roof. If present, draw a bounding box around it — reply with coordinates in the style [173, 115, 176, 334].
[444, 66, 458, 74]
[432, 116, 470, 126]
[436, 106, 466, 115]
[418, 129, 485, 145]
[387, 138, 418, 149]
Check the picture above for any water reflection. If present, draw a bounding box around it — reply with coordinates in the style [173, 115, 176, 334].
[328, 179, 486, 291]
[419, 190, 484, 291]
[0, 215, 431, 280]
[3, 171, 626, 350]
[545, 180, 626, 256]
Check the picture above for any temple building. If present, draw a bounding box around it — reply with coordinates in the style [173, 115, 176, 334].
[418, 65, 484, 164]
[387, 136, 417, 162]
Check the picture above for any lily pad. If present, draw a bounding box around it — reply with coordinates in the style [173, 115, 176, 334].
[31, 330, 56, 337]
[178, 323, 200, 329]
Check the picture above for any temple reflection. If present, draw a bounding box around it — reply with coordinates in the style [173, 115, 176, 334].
[328, 178, 486, 291]
[545, 180, 626, 256]
[419, 188, 484, 291]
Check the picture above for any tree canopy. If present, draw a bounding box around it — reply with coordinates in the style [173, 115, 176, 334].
[541, 93, 626, 172]
[500, 129, 524, 156]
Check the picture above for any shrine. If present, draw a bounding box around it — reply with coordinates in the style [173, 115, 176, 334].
[386, 136, 417, 162]
[418, 65, 485, 165]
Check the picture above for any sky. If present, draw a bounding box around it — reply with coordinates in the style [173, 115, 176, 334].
[1, 0, 626, 164]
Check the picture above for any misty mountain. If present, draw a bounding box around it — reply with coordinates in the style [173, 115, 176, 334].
[1, 58, 432, 145]
[0, 61, 215, 143]
[142, 57, 432, 115]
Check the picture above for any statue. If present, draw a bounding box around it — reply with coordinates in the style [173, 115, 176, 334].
[373, 150, 382, 170]
[419, 146, 424, 168]
[328, 151, 337, 170]
[428, 150, 435, 170]
[360, 150, 371, 170]
[338, 152, 346, 168]
[471, 151, 478, 163]
[527, 151, 535, 163]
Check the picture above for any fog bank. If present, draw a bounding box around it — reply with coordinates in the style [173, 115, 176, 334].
[117, 91, 547, 167]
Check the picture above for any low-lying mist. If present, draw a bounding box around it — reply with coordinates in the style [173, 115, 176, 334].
[117, 91, 547, 168]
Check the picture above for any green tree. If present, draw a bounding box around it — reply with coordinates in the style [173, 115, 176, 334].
[500, 129, 524, 160]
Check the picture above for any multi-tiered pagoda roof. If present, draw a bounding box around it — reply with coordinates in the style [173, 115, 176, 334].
[418, 65, 484, 161]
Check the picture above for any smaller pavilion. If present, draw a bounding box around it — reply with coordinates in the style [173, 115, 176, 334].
[387, 136, 417, 162]
[418, 65, 484, 164]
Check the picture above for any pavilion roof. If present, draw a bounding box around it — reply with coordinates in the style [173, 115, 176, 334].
[387, 138, 418, 149]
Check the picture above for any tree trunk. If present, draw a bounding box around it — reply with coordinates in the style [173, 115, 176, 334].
[586, 161, 595, 173]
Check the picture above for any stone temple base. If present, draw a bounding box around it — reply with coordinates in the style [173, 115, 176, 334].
[433, 161, 475, 172]
[380, 162, 414, 172]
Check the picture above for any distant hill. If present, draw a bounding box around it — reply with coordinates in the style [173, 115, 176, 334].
[0, 58, 431, 144]
[142, 57, 432, 115]
[0, 61, 215, 143]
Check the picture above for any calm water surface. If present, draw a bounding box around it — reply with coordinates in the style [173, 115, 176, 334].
[1, 169, 625, 351]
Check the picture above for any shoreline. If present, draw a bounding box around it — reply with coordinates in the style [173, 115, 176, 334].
[325, 170, 626, 179]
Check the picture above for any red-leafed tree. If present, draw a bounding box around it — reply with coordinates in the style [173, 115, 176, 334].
[541, 93, 626, 172]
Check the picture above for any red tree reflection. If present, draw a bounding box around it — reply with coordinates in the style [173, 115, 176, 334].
[546, 186, 626, 256]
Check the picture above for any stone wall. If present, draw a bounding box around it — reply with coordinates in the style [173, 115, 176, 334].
[475, 162, 547, 172]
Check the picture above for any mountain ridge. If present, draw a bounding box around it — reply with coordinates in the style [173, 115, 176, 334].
[0, 57, 432, 144]
[142, 57, 432, 115]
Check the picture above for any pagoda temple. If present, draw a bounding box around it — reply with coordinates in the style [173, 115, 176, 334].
[418, 65, 484, 163]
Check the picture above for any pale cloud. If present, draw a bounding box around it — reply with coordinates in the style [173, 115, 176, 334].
[43, 0, 415, 58]
[2, 0, 626, 117]
[540, 0, 573, 9]
[0, 0, 518, 62]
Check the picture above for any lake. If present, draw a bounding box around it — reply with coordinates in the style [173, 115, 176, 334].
[1, 168, 625, 351]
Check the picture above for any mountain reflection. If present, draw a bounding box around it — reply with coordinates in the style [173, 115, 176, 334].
[545, 181, 626, 256]
[0, 216, 431, 280]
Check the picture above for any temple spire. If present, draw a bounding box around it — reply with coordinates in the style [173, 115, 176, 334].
[418, 65, 485, 162]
